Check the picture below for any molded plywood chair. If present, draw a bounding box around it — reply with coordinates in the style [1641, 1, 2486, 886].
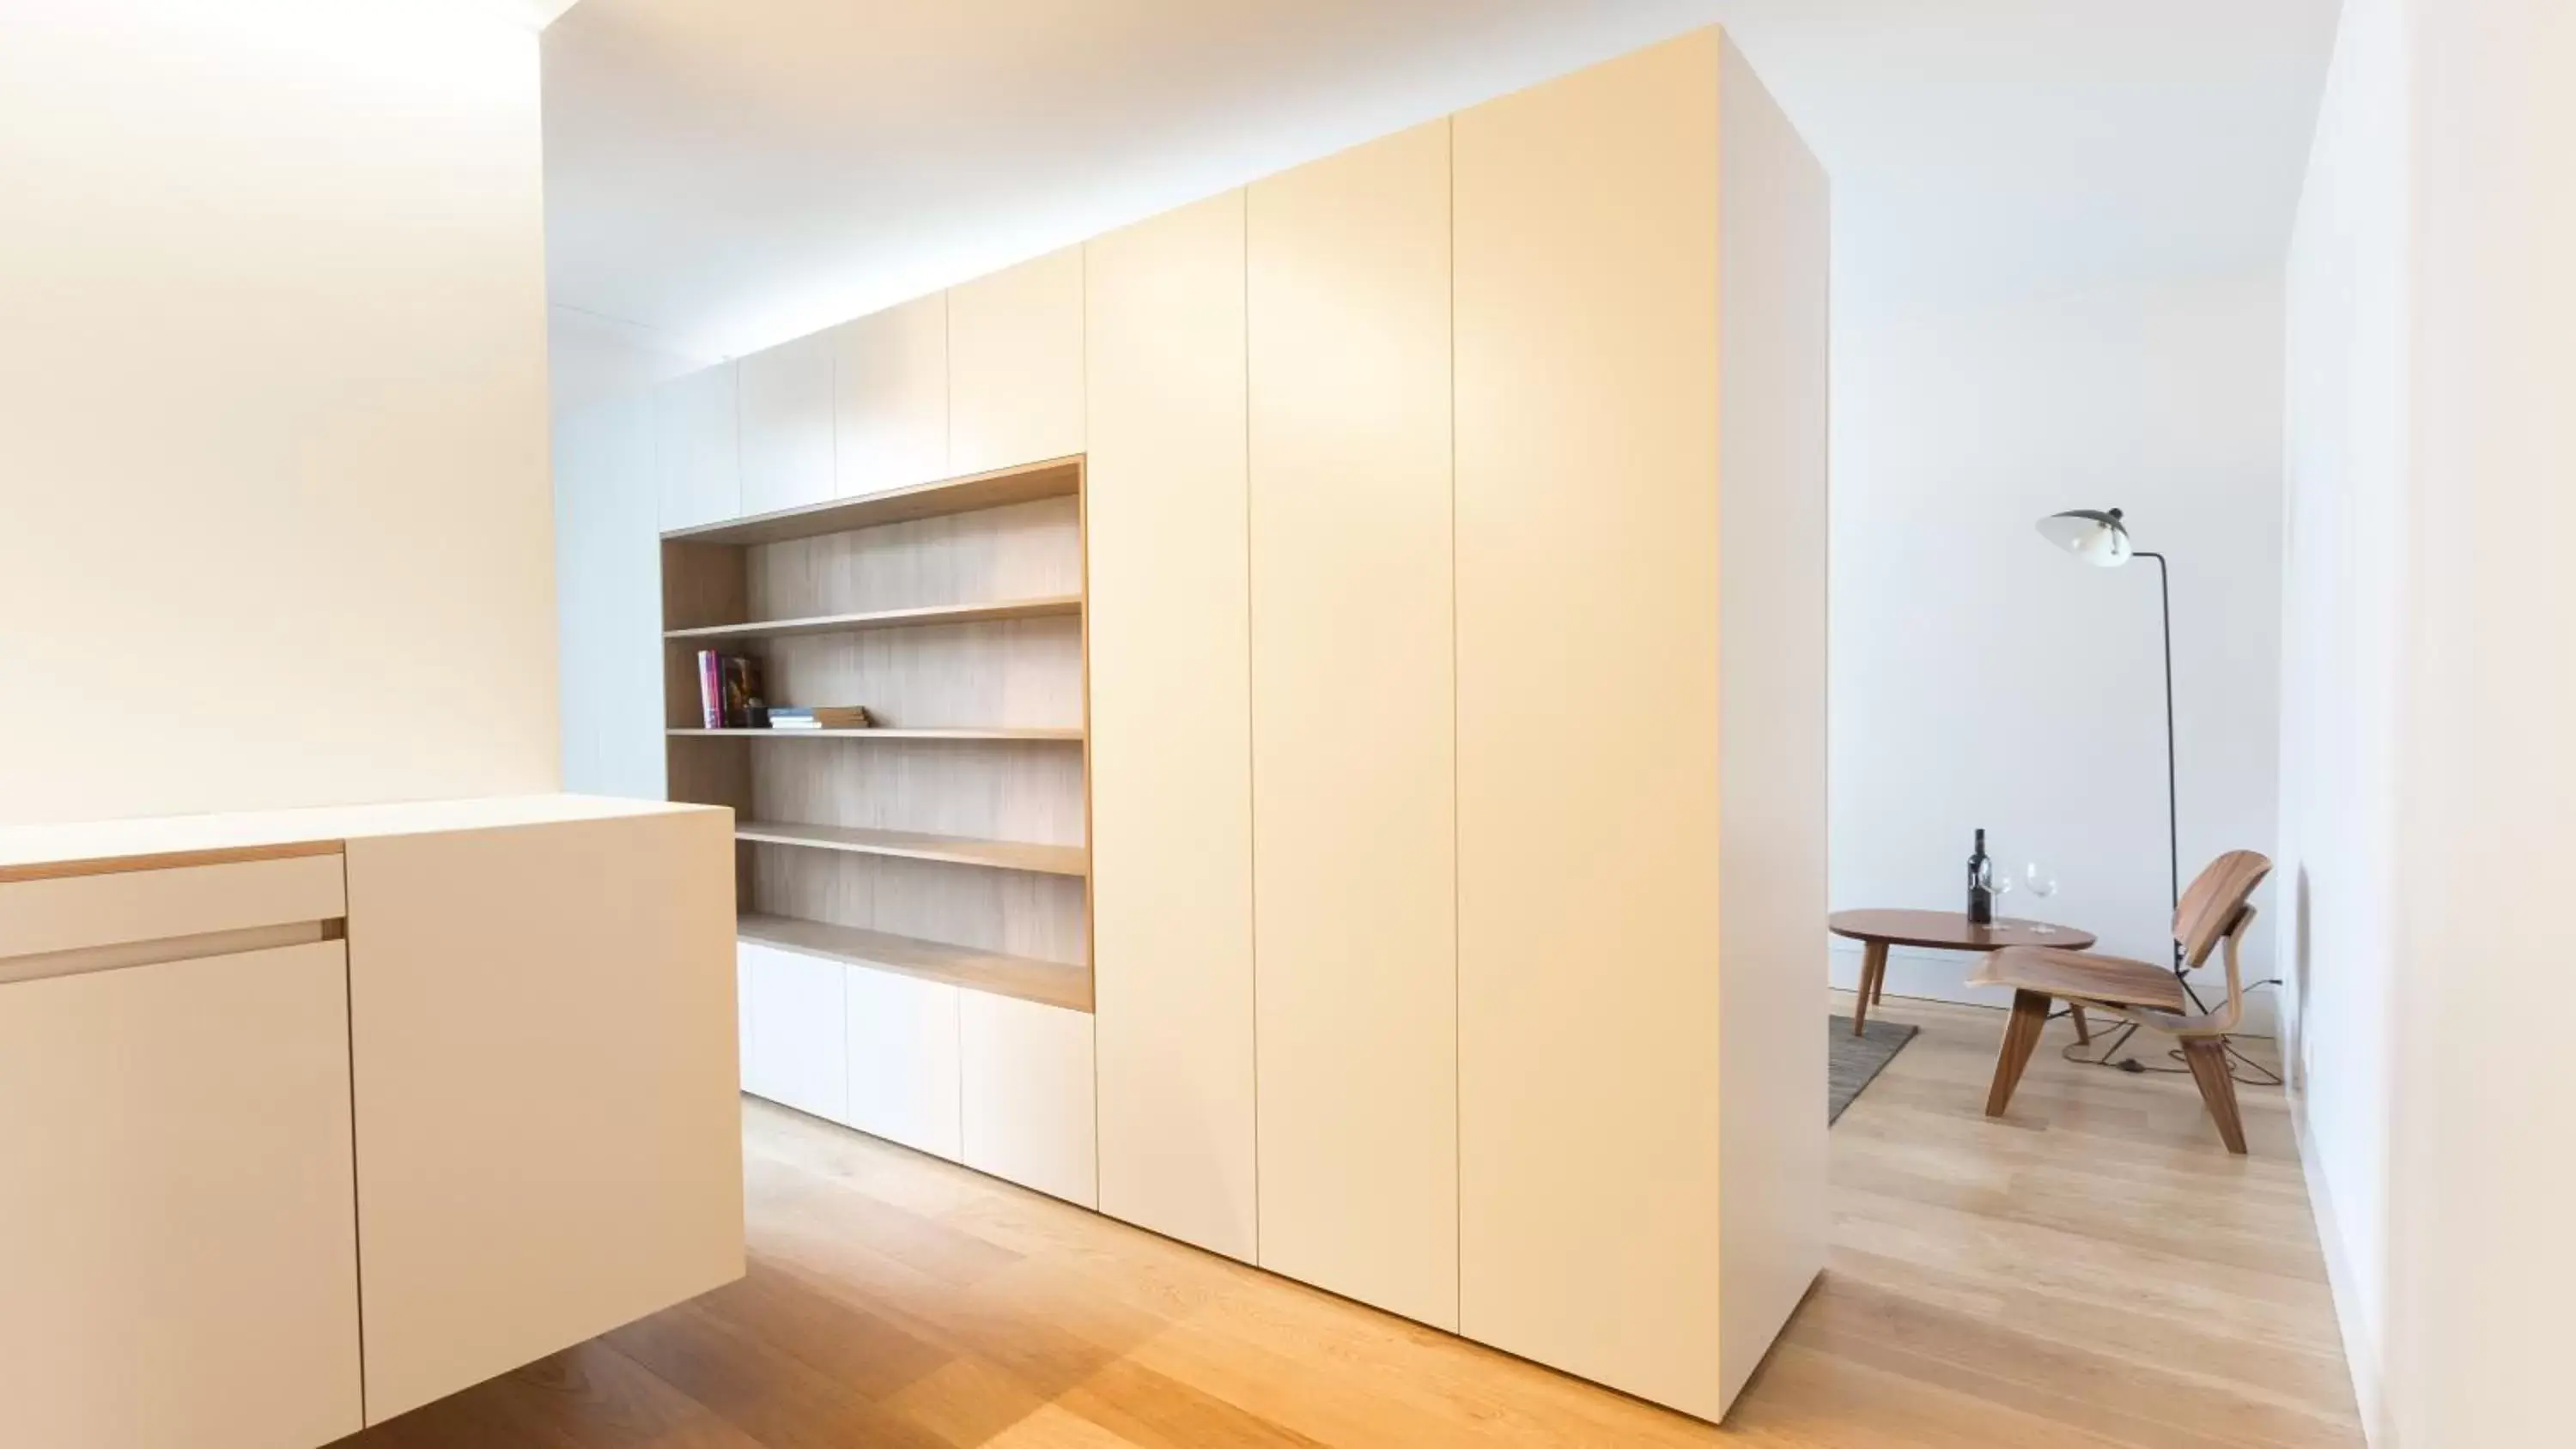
[1967, 851, 2272, 1153]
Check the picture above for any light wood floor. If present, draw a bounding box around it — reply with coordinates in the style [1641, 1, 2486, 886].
[339, 996, 2360, 1447]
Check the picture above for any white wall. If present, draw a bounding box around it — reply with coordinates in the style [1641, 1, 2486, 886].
[2278, 0, 2407, 1428]
[2282, 1, 2576, 1442]
[0, 0, 559, 827]
[552, 396, 665, 798]
[1830, 268, 2286, 1022]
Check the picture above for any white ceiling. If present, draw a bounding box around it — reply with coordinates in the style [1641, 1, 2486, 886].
[541, 0, 2340, 390]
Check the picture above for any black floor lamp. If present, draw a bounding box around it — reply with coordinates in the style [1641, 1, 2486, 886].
[2033, 506, 2277, 1084]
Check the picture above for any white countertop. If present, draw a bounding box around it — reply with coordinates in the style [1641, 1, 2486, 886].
[0, 794, 724, 875]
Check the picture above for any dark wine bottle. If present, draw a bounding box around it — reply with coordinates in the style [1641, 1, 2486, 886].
[1966, 828, 1994, 925]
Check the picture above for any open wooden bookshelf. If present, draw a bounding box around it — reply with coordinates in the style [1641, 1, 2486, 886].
[661, 455, 1091, 1012]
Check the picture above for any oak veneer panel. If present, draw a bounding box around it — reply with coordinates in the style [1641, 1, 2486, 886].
[738, 911, 1091, 1014]
[843, 961, 963, 1161]
[345, 810, 744, 1423]
[1246, 119, 1460, 1329]
[961, 991, 1098, 1207]
[1083, 190, 1259, 1261]
[666, 594, 1081, 643]
[734, 819, 1087, 877]
[949, 249, 1084, 475]
[738, 330, 837, 517]
[1454, 30, 1729, 1421]
[1711, 33, 1832, 1413]
[653, 363, 742, 531]
[0, 941, 361, 1449]
[833, 293, 949, 498]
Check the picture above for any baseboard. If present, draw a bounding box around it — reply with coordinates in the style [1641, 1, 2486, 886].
[1827, 939, 2278, 1037]
[2292, 1089, 2386, 1446]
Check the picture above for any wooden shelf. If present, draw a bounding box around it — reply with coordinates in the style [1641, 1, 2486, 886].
[665, 595, 1080, 644]
[668, 726, 1082, 743]
[735, 821, 1087, 877]
[738, 912, 1091, 1014]
[662, 457, 1083, 547]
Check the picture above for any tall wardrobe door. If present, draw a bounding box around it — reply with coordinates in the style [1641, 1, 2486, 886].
[1084, 191, 1259, 1262]
[1247, 120, 1459, 1329]
[1453, 31, 1728, 1421]
[950, 248, 1084, 475]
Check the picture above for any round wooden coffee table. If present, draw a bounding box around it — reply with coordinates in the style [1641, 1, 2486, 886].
[1827, 909, 2097, 1036]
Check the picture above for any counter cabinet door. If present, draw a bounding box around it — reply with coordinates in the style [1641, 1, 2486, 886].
[0, 941, 363, 1449]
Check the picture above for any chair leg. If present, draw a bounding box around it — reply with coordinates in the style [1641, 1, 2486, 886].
[2181, 1038, 2249, 1155]
[1853, 941, 1887, 1036]
[1985, 990, 2052, 1118]
[2069, 1003, 2092, 1046]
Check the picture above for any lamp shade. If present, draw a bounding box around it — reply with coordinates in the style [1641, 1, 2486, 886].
[2036, 507, 2133, 567]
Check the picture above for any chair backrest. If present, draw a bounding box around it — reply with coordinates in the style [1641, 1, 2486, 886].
[2174, 850, 2272, 969]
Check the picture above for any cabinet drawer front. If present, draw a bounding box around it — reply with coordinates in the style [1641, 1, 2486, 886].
[0, 852, 346, 960]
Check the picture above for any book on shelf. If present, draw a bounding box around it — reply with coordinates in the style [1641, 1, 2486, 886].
[697, 651, 769, 728]
[722, 655, 766, 729]
[696, 651, 723, 730]
[766, 706, 872, 731]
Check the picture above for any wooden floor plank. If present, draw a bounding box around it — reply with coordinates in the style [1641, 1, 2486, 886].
[337, 996, 2361, 1448]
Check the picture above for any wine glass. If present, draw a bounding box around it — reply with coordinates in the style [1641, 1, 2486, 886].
[2024, 861, 2060, 933]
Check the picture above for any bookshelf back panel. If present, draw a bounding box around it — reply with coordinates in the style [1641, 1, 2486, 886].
[758, 615, 1084, 731]
[749, 739, 1085, 848]
[748, 497, 1081, 620]
[751, 845, 1087, 967]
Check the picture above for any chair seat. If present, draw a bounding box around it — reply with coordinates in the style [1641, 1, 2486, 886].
[1968, 946, 2188, 1012]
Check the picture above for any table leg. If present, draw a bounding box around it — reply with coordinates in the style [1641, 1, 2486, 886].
[1985, 989, 2052, 1118]
[1853, 940, 1887, 1036]
[2069, 1002, 2092, 1046]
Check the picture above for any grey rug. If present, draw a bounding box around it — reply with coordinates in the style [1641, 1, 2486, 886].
[1829, 1016, 1920, 1123]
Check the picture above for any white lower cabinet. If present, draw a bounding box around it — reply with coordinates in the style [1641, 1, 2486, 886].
[844, 964, 963, 1160]
[740, 943, 848, 1122]
[961, 991, 1098, 1207]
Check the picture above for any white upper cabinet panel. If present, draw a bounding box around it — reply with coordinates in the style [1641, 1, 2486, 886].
[833, 294, 949, 498]
[737, 330, 836, 517]
[950, 248, 1084, 475]
[651, 361, 741, 531]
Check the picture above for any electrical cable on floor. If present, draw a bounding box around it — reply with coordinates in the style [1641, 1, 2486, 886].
[2058, 979, 2285, 1085]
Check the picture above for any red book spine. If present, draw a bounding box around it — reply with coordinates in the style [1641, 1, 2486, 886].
[697, 651, 724, 730]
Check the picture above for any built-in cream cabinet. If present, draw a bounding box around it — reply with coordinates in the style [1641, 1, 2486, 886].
[1247, 119, 1461, 1329]
[611, 24, 1822, 1426]
[833, 292, 950, 497]
[738, 329, 838, 516]
[0, 940, 363, 1449]
[1451, 30, 1824, 1421]
[950, 247, 1085, 474]
[1084, 191, 1260, 1261]
[652, 361, 742, 530]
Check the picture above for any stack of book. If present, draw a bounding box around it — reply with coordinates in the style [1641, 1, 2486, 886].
[767, 706, 873, 731]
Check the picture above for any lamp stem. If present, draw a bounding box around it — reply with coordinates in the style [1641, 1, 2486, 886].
[2136, 550, 2181, 970]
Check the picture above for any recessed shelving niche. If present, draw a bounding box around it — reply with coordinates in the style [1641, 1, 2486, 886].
[660, 456, 1091, 1010]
